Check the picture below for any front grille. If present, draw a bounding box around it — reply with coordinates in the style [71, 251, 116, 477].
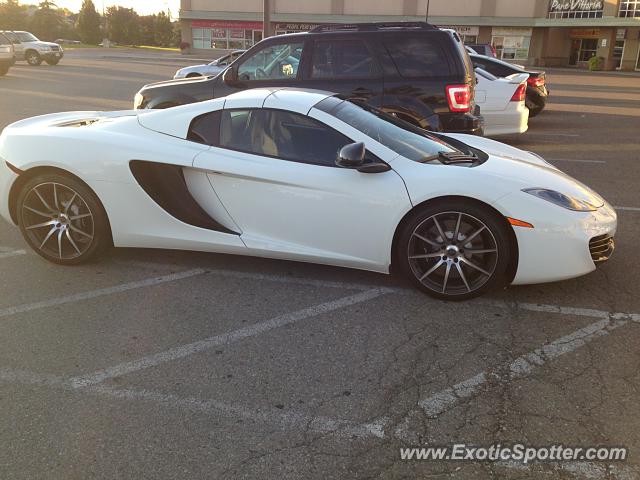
[589, 234, 614, 263]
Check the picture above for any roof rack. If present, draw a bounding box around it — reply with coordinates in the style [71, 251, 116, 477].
[309, 22, 436, 33]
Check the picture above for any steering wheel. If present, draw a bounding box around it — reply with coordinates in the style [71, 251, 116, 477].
[255, 67, 267, 79]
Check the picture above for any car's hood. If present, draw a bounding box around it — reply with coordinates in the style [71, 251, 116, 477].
[392, 134, 606, 210]
[444, 133, 554, 169]
[178, 64, 208, 73]
[143, 75, 212, 90]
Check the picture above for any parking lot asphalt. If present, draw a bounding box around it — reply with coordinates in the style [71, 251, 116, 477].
[0, 51, 639, 480]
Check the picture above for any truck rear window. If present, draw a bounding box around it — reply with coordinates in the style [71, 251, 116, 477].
[383, 36, 452, 78]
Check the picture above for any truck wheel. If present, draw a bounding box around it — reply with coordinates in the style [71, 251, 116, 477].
[26, 51, 42, 66]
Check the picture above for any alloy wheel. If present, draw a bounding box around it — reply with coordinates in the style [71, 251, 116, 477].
[407, 211, 499, 296]
[21, 182, 95, 260]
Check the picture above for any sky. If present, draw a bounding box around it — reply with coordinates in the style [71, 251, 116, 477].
[21, 0, 181, 16]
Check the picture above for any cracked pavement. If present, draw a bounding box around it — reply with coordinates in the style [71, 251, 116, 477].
[0, 52, 639, 479]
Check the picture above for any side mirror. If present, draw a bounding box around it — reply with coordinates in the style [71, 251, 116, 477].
[223, 65, 239, 85]
[336, 142, 365, 168]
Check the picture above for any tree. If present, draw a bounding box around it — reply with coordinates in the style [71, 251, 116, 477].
[29, 1, 64, 41]
[0, 0, 29, 30]
[153, 11, 173, 47]
[77, 0, 101, 44]
[105, 6, 139, 45]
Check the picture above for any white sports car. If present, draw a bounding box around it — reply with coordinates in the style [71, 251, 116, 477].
[0, 88, 616, 300]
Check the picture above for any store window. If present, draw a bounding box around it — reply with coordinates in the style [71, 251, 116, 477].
[491, 35, 531, 60]
[569, 38, 598, 65]
[619, 0, 640, 17]
[191, 27, 263, 50]
[613, 40, 625, 69]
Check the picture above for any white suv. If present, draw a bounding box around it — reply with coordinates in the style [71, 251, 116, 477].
[0, 32, 15, 75]
[1, 31, 63, 66]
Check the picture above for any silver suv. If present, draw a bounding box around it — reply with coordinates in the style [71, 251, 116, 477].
[0, 32, 15, 76]
[1, 31, 63, 66]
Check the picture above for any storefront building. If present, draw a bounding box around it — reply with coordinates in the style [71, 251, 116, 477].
[179, 0, 640, 71]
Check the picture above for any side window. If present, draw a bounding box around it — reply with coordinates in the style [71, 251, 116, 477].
[187, 111, 221, 145]
[383, 36, 451, 78]
[311, 39, 377, 79]
[219, 109, 352, 167]
[237, 42, 303, 81]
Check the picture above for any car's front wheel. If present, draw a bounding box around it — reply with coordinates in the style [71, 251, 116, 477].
[17, 173, 111, 265]
[396, 200, 512, 300]
[26, 51, 42, 66]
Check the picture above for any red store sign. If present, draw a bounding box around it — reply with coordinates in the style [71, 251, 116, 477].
[191, 20, 263, 30]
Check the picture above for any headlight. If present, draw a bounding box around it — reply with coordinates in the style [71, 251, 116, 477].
[523, 188, 598, 212]
[133, 92, 144, 110]
[39, 46, 51, 51]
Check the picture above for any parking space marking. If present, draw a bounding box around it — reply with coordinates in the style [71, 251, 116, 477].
[526, 132, 581, 138]
[615, 206, 640, 212]
[549, 158, 606, 164]
[412, 305, 639, 420]
[0, 269, 206, 319]
[0, 249, 27, 259]
[69, 288, 391, 388]
[0, 367, 388, 439]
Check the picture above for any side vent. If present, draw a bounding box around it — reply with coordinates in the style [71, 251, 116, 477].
[129, 160, 239, 235]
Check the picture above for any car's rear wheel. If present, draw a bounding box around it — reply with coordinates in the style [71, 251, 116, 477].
[26, 51, 42, 66]
[17, 173, 111, 265]
[396, 200, 512, 300]
[45, 58, 60, 66]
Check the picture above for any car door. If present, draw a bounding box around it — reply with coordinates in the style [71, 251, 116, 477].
[301, 36, 384, 108]
[212, 39, 307, 98]
[192, 107, 409, 271]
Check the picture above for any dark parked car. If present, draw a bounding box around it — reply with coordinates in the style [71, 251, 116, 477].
[135, 22, 482, 134]
[469, 53, 548, 117]
[467, 44, 497, 57]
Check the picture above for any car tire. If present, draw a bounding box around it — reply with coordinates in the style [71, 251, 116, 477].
[395, 199, 512, 300]
[525, 98, 543, 117]
[45, 58, 60, 66]
[17, 173, 111, 265]
[26, 51, 42, 66]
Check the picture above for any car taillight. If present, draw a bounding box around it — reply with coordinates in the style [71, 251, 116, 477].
[527, 76, 545, 88]
[446, 85, 471, 113]
[511, 83, 526, 102]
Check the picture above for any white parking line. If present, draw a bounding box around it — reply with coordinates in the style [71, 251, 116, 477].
[69, 288, 391, 388]
[414, 304, 639, 420]
[615, 206, 640, 212]
[0, 269, 207, 319]
[0, 249, 27, 259]
[0, 367, 388, 439]
[526, 132, 581, 137]
[549, 158, 606, 164]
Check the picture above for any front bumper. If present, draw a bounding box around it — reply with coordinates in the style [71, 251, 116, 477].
[41, 50, 64, 61]
[506, 200, 617, 285]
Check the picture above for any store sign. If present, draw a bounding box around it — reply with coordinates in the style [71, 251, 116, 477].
[274, 23, 321, 32]
[492, 27, 532, 37]
[191, 20, 263, 30]
[548, 0, 603, 14]
[570, 28, 600, 38]
[438, 25, 479, 36]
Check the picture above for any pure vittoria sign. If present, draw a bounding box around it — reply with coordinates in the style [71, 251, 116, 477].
[548, 0, 604, 13]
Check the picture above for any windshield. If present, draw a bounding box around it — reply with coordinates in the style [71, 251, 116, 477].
[14, 32, 39, 43]
[316, 97, 458, 162]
